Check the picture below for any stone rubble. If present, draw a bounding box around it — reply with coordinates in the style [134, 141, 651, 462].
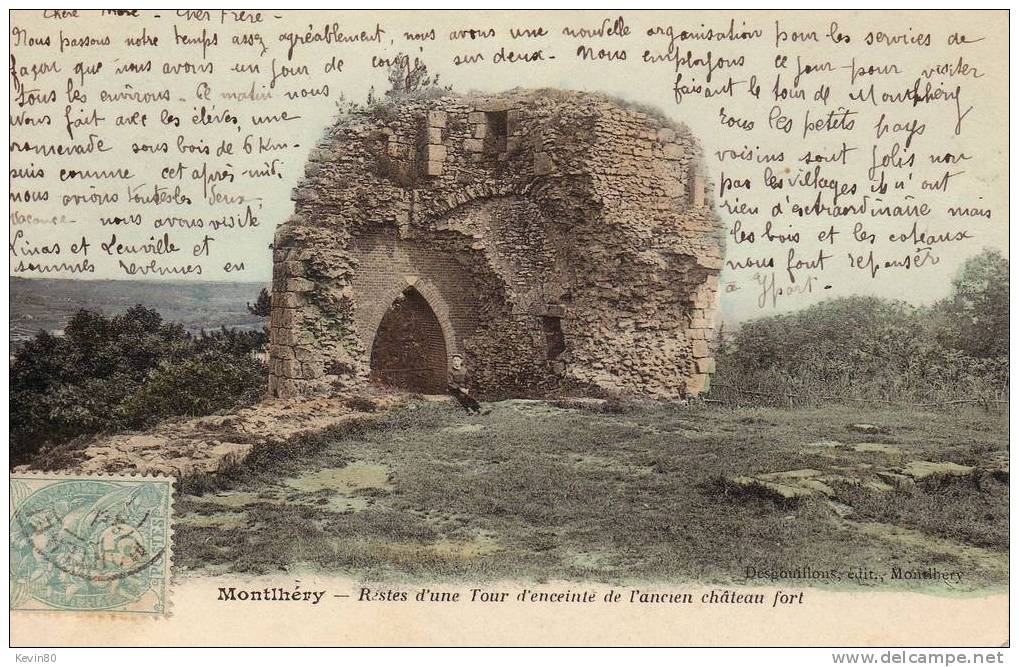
[20, 394, 407, 477]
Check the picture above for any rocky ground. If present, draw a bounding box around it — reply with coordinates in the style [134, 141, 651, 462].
[19, 391, 412, 477]
[165, 398, 1008, 589]
[723, 422, 1009, 515]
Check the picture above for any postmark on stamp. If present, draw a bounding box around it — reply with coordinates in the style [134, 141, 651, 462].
[9, 474, 173, 615]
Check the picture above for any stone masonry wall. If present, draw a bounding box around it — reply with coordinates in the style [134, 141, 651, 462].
[269, 89, 724, 400]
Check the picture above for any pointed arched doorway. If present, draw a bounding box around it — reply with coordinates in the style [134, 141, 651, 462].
[369, 287, 449, 394]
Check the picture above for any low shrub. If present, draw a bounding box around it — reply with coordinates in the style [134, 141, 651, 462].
[10, 306, 267, 465]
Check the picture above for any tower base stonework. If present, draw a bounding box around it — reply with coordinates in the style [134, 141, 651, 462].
[269, 90, 725, 400]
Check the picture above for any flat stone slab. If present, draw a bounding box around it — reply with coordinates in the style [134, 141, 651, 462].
[728, 476, 815, 500]
[726, 463, 903, 504]
[758, 469, 825, 480]
[900, 460, 975, 480]
[800, 479, 836, 496]
[852, 443, 902, 455]
[827, 500, 854, 518]
[876, 471, 915, 489]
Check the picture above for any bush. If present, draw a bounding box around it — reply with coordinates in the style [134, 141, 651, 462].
[711, 251, 1009, 408]
[343, 396, 378, 413]
[121, 354, 266, 424]
[10, 306, 267, 465]
[934, 248, 1009, 359]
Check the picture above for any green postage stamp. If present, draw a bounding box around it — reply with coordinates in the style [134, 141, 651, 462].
[9, 474, 173, 615]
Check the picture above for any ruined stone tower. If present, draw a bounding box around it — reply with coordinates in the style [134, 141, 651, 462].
[269, 89, 724, 400]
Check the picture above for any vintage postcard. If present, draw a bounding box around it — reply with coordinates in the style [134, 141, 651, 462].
[7, 8, 1009, 650]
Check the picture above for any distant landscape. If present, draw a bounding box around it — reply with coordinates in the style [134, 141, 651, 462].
[10, 277, 268, 346]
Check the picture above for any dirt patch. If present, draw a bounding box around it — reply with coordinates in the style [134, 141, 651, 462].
[567, 453, 654, 477]
[285, 463, 393, 493]
[440, 424, 486, 435]
[201, 490, 282, 508]
[499, 399, 571, 416]
[564, 549, 621, 572]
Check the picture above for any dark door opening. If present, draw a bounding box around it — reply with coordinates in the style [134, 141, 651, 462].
[370, 287, 449, 394]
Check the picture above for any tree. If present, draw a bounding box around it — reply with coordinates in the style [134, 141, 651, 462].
[386, 57, 440, 96]
[10, 306, 268, 466]
[935, 249, 1009, 358]
[247, 287, 271, 317]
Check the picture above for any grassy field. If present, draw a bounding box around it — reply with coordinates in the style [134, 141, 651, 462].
[174, 399, 1008, 590]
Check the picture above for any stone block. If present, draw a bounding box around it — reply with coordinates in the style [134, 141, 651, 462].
[274, 292, 302, 308]
[691, 339, 709, 358]
[419, 144, 447, 162]
[663, 143, 685, 160]
[533, 152, 553, 175]
[424, 127, 443, 144]
[279, 358, 301, 378]
[287, 276, 313, 293]
[696, 357, 716, 374]
[473, 124, 487, 139]
[506, 109, 521, 135]
[275, 308, 301, 328]
[422, 160, 444, 177]
[692, 289, 718, 309]
[900, 460, 975, 481]
[272, 327, 297, 346]
[294, 347, 316, 362]
[475, 100, 512, 112]
[697, 253, 724, 270]
[465, 138, 484, 153]
[282, 260, 304, 277]
[690, 173, 706, 208]
[686, 373, 710, 395]
[426, 110, 447, 128]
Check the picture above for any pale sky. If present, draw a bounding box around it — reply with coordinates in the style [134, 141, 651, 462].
[9, 10, 1008, 322]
